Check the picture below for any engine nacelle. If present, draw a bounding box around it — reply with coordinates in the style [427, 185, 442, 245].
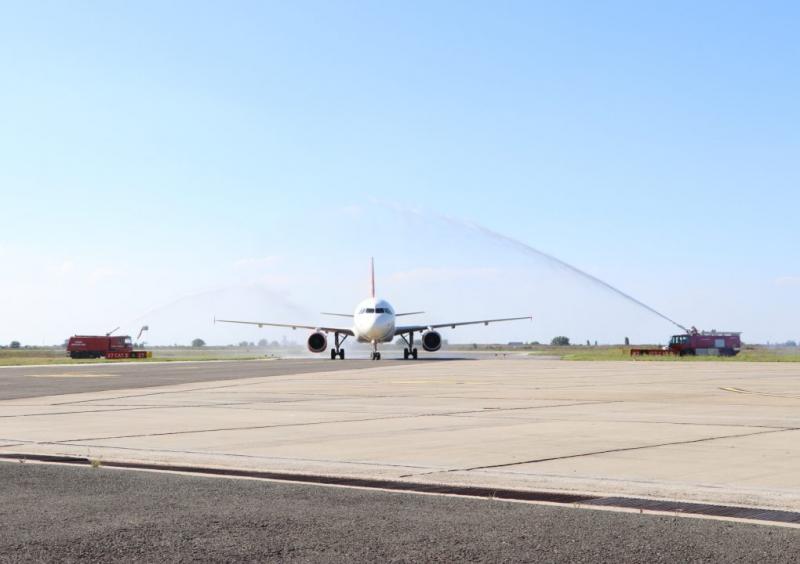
[307, 332, 328, 353]
[422, 331, 442, 352]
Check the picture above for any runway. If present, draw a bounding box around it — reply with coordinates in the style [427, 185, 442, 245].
[0, 358, 416, 401]
[2, 357, 800, 521]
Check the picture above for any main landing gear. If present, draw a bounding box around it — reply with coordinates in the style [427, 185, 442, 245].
[330, 332, 347, 360]
[399, 331, 418, 360]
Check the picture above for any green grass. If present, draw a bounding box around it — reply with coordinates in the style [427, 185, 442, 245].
[540, 346, 800, 362]
[0, 347, 276, 366]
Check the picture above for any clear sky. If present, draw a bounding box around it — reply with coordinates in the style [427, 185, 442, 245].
[1, 1, 798, 346]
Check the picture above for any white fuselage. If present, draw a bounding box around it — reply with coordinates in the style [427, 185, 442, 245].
[353, 297, 396, 343]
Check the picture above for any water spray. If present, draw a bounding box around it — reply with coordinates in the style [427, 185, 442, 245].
[378, 200, 689, 334]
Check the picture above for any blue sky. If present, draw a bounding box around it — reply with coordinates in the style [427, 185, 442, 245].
[1, 1, 798, 345]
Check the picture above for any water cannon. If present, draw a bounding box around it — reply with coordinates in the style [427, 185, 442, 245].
[137, 325, 150, 341]
[106, 326, 120, 337]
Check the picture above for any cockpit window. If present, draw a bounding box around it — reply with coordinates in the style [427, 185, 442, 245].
[360, 307, 393, 314]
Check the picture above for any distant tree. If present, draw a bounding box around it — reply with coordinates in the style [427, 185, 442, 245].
[785, 340, 798, 347]
[624, 337, 630, 346]
[586, 340, 591, 346]
[530, 341, 540, 346]
[258, 338, 268, 347]
[238, 341, 249, 347]
[191, 338, 206, 348]
[550, 336, 570, 346]
[10, 341, 21, 349]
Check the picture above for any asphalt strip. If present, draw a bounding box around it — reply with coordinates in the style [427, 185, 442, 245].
[2, 452, 799, 529]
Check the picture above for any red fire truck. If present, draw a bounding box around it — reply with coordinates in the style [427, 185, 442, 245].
[667, 329, 741, 356]
[631, 328, 742, 357]
[66, 335, 151, 359]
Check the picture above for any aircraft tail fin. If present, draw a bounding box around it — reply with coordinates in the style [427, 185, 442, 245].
[370, 257, 375, 298]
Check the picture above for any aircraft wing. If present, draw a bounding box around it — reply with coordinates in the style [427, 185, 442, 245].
[394, 316, 532, 335]
[215, 318, 355, 336]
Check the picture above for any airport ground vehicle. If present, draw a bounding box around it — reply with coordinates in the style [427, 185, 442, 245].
[66, 335, 151, 359]
[631, 329, 741, 357]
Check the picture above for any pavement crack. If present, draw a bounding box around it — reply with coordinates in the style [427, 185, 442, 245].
[57, 413, 424, 442]
[458, 427, 800, 472]
[52, 402, 618, 443]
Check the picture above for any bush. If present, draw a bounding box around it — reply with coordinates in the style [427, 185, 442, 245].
[550, 336, 570, 346]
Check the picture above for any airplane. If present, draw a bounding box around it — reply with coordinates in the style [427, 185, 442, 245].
[215, 259, 531, 360]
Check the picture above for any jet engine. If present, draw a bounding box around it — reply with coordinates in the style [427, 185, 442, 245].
[307, 332, 328, 353]
[422, 331, 442, 352]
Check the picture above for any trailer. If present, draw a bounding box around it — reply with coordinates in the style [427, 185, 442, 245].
[630, 347, 675, 357]
[66, 335, 151, 359]
[630, 328, 742, 357]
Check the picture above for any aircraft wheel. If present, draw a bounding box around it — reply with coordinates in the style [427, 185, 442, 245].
[376, 352, 381, 360]
[412, 348, 418, 360]
[330, 349, 337, 360]
[339, 349, 345, 360]
[403, 348, 409, 360]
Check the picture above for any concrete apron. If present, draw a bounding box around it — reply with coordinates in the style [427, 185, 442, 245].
[2, 359, 800, 520]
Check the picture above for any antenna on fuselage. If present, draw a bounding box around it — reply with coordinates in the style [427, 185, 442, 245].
[370, 257, 375, 298]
